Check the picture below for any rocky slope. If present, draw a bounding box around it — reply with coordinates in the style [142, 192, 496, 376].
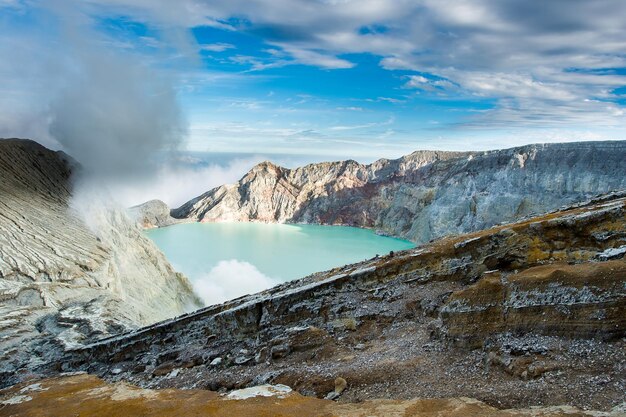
[0, 139, 201, 387]
[58, 192, 626, 411]
[172, 141, 626, 243]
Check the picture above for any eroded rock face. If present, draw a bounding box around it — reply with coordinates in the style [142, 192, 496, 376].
[173, 141, 626, 243]
[0, 139, 201, 387]
[61, 194, 626, 410]
[440, 260, 626, 347]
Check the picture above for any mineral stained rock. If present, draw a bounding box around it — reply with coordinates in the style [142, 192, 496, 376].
[2, 138, 625, 413]
[172, 141, 626, 243]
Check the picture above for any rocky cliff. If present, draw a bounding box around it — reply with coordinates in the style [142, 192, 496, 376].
[172, 141, 626, 243]
[59, 192, 626, 411]
[0, 139, 201, 387]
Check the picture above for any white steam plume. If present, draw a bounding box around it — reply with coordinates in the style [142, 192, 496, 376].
[192, 259, 279, 306]
[46, 1, 186, 182]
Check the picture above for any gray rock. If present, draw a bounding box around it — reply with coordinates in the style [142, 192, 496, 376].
[271, 344, 291, 359]
[0, 139, 202, 387]
[129, 199, 180, 228]
[234, 356, 253, 365]
[325, 391, 340, 400]
[325, 377, 347, 400]
[172, 141, 626, 245]
[255, 347, 269, 364]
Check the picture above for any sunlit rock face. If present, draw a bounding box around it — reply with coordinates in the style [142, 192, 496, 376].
[0, 139, 201, 387]
[173, 141, 626, 243]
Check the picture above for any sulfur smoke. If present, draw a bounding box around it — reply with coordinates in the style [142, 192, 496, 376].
[46, 3, 186, 182]
[49, 54, 185, 181]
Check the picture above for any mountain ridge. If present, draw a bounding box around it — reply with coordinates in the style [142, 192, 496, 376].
[164, 141, 626, 244]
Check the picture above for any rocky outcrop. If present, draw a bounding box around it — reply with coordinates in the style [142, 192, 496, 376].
[59, 193, 626, 410]
[0, 139, 201, 387]
[440, 260, 626, 347]
[173, 141, 626, 243]
[130, 199, 180, 228]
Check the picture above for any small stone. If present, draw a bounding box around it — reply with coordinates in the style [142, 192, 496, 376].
[271, 344, 291, 359]
[111, 368, 122, 375]
[325, 391, 340, 401]
[152, 361, 178, 376]
[354, 343, 365, 350]
[234, 356, 252, 365]
[132, 363, 146, 374]
[324, 377, 347, 401]
[334, 377, 347, 395]
[255, 347, 268, 364]
[210, 357, 222, 366]
[331, 317, 358, 332]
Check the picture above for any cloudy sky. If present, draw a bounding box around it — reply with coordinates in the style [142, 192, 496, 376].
[1, 0, 625, 161]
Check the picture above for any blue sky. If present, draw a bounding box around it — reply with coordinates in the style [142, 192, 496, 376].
[1, 0, 626, 162]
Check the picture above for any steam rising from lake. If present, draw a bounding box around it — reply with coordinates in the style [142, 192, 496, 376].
[192, 260, 279, 306]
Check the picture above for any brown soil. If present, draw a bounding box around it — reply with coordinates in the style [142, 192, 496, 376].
[1, 374, 622, 417]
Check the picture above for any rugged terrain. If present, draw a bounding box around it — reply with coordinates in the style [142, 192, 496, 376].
[56, 191, 626, 412]
[171, 141, 626, 244]
[2, 139, 625, 416]
[0, 139, 201, 388]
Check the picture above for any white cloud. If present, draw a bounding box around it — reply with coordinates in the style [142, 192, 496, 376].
[404, 75, 456, 92]
[336, 106, 364, 111]
[200, 42, 235, 52]
[231, 44, 355, 70]
[329, 116, 394, 131]
[2, 0, 626, 150]
[192, 259, 279, 306]
[364, 96, 407, 104]
[107, 155, 266, 207]
[278, 44, 354, 69]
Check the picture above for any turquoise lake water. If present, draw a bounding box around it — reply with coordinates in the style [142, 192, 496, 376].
[146, 222, 414, 305]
